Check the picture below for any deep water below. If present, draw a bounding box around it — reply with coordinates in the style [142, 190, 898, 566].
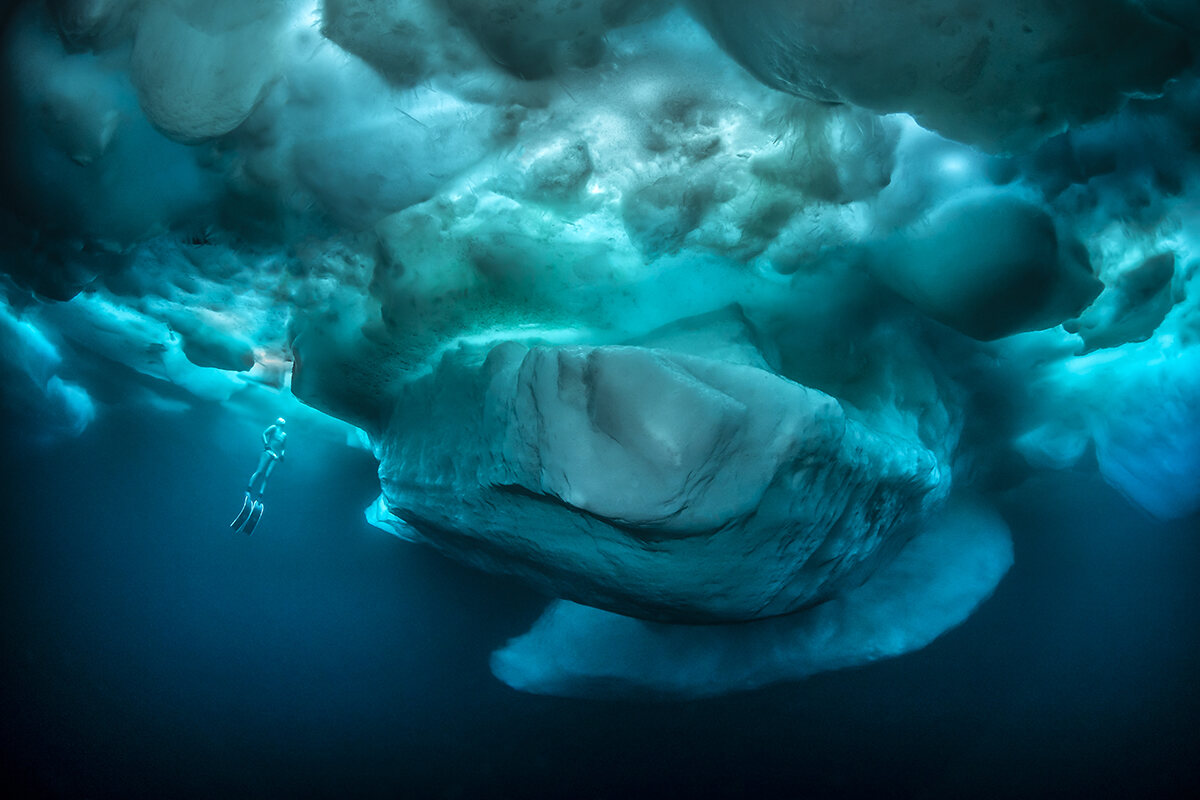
[2, 402, 1198, 799]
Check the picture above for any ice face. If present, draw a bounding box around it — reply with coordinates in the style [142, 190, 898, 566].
[689, 0, 1193, 152]
[3, 0, 1199, 696]
[0, 297, 94, 439]
[369, 328, 946, 623]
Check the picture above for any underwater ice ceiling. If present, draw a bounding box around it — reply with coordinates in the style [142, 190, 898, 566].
[2, 0, 1199, 698]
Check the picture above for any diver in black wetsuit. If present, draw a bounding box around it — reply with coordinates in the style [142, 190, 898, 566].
[232, 418, 287, 535]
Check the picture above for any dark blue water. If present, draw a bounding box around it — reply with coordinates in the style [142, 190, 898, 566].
[3, 402, 1198, 799]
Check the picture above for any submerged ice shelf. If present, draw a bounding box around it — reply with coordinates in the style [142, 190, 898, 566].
[3, 0, 1199, 698]
[492, 496, 1013, 698]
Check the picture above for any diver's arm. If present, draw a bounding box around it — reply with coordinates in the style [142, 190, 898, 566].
[262, 425, 276, 448]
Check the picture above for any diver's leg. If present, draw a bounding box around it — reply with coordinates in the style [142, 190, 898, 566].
[258, 458, 278, 497]
[248, 451, 272, 495]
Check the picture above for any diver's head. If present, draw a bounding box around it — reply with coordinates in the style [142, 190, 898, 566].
[276, 417, 286, 426]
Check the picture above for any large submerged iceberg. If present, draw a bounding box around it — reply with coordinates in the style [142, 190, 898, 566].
[2, 0, 1197, 698]
[370, 330, 946, 623]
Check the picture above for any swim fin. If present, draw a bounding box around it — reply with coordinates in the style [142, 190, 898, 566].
[242, 500, 265, 535]
[231, 492, 254, 531]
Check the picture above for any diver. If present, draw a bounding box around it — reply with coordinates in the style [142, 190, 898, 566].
[231, 418, 287, 535]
